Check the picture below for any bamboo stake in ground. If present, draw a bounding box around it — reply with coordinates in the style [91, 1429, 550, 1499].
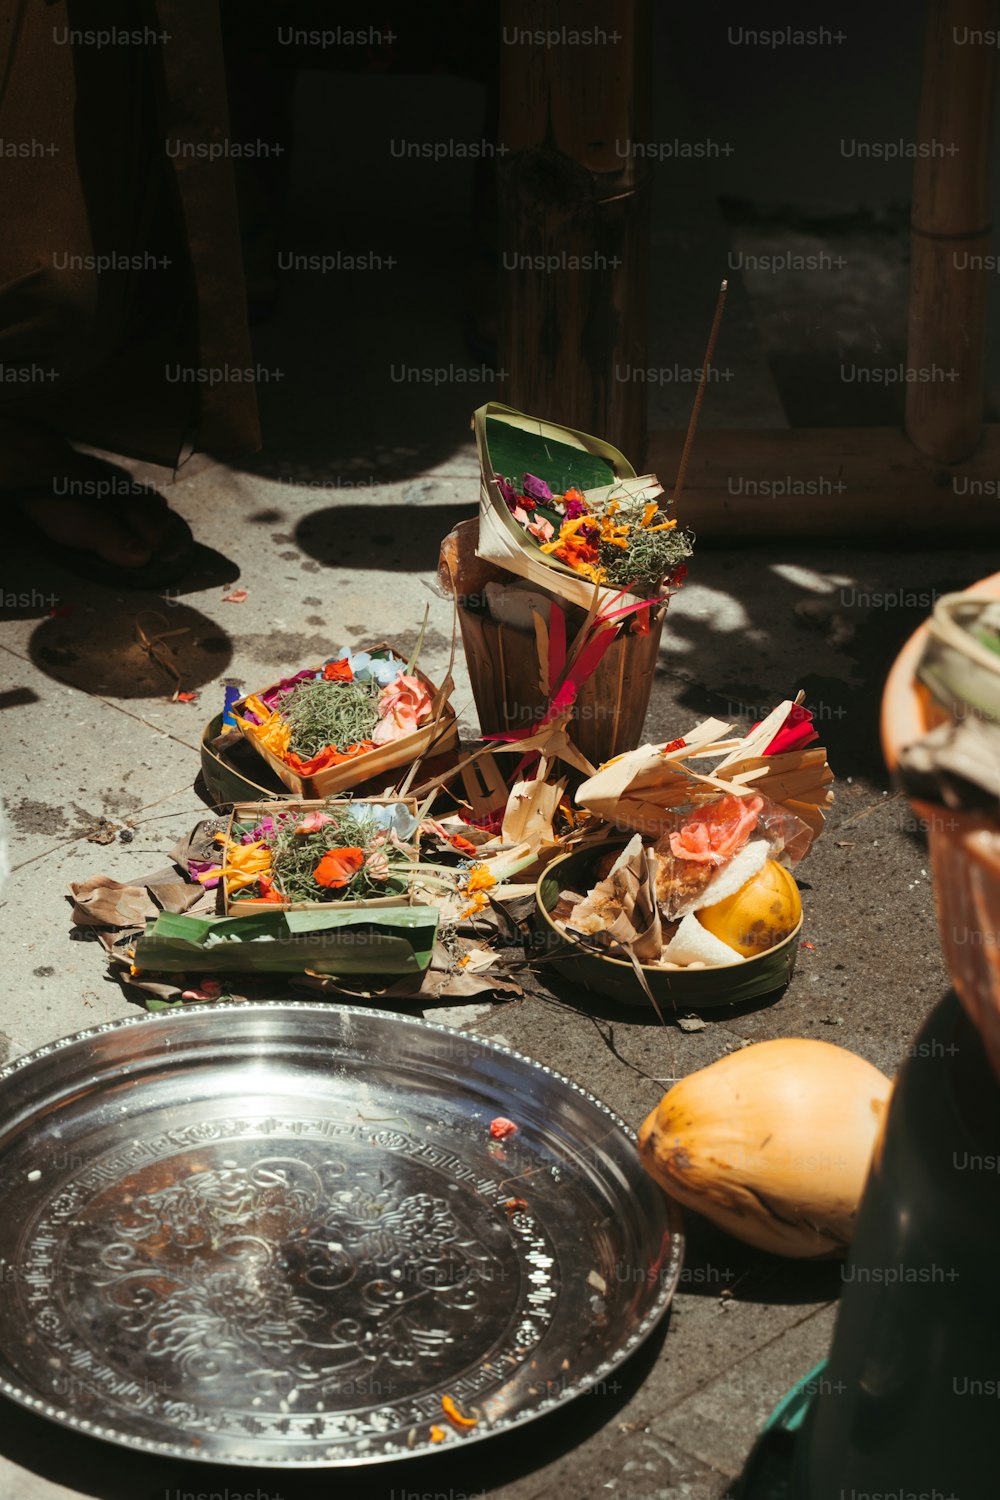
[672, 279, 728, 511]
[905, 0, 995, 463]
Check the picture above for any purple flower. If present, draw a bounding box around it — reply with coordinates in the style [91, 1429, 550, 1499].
[563, 492, 588, 520]
[495, 474, 519, 509]
[259, 669, 321, 712]
[242, 817, 275, 843]
[188, 858, 221, 889]
[522, 473, 553, 503]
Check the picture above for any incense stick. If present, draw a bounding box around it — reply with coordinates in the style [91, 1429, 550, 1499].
[672, 279, 728, 509]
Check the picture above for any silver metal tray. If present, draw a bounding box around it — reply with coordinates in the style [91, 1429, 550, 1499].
[0, 1003, 682, 1468]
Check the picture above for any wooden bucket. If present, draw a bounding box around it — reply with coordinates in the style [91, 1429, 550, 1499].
[440, 518, 666, 766]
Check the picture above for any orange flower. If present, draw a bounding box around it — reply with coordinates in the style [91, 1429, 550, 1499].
[599, 514, 630, 548]
[254, 874, 287, 904]
[464, 864, 496, 894]
[237, 700, 292, 759]
[314, 846, 365, 888]
[540, 516, 607, 582]
[449, 833, 478, 857]
[562, 554, 607, 584]
[323, 658, 353, 682]
[283, 741, 376, 776]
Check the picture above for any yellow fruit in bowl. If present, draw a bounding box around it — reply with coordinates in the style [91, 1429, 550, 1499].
[696, 859, 802, 957]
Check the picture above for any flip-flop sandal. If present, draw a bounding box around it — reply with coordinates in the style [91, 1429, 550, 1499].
[10, 479, 197, 590]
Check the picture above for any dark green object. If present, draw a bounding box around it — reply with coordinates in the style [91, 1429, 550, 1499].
[135, 907, 439, 976]
[485, 415, 619, 495]
[534, 842, 800, 1011]
[787, 989, 999, 1498]
[201, 711, 288, 805]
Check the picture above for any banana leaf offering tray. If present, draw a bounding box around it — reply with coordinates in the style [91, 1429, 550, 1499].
[231, 642, 459, 799]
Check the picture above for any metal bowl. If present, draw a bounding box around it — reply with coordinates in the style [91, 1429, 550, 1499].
[535, 841, 802, 1010]
[0, 1002, 681, 1467]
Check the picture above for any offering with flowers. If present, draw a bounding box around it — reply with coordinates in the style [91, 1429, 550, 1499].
[473, 401, 692, 616]
[538, 696, 834, 996]
[495, 472, 692, 600]
[203, 798, 423, 912]
[232, 643, 458, 798]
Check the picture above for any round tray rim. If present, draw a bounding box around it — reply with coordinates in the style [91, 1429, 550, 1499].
[0, 1000, 683, 1469]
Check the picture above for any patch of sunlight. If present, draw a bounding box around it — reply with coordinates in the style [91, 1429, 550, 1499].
[663, 584, 750, 632]
[770, 563, 855, 592]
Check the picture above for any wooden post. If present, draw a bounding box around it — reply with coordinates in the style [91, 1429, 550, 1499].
[905, 0, 995, 463]
[497, 0, 651, 462]
[647, 424, 1000, 537]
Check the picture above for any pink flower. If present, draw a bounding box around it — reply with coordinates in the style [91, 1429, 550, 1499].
[296, 811, 335, 834]
[365, 849, 390, 880]
[528, 516, 555, 543]
[181, 978, 223, 1001]
[669, 794, 763, 865]
[512, 505, 530, 526]
[372, 673, 433, 745]
[259, 668, 319, 712]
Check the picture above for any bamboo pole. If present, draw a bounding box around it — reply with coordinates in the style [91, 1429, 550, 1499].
[905, 0, 996, 463]
[672, 280, 727, 508]
[497, 0, 651, 462]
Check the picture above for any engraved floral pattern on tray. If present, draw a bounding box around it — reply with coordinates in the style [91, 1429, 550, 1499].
[22, 1117, 554, 1426]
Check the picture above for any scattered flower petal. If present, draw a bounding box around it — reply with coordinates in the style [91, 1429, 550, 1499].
[669, 794, 763, 865]
[441, 1394, 478, 1430]
[527, 517, 555, 543]
[296, 811, 335, 835]
[322, 657, 353, 682]
[372, 673, 433, 746]
[522, 473, 553, 503]
[313, 846, 365, 889]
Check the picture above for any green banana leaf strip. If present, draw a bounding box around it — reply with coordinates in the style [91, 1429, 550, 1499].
[134, 906, 439, 976]
[485, 416, 618, 495]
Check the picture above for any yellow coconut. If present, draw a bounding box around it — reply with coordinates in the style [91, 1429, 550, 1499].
[697, 858, 802, 957]
[638, 1039, 892, 1258]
